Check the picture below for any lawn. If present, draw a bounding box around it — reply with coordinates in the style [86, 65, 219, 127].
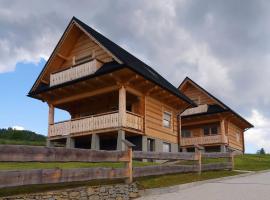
[235, 154, 270, 171]
[136, 170, 241, 189]
[0, 161, 157, 170]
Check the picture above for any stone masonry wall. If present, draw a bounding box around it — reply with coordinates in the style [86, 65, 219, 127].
[0, 183, 139, 200]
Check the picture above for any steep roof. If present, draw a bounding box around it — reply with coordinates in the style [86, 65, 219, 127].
[179, 77, 253, 128]
[28, 17, 195, 106]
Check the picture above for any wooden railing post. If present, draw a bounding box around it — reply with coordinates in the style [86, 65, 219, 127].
[122, 139, 135, 184]
[195, 145, 203, 175]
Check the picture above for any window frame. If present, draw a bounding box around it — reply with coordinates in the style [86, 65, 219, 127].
[162, 142, 171, 152]
[202, 124, 219, 136]
[163, 111, 172, 128]
[181, 129, 192, 138]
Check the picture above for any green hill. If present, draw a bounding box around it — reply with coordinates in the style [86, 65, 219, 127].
[0, 128, 46, 146]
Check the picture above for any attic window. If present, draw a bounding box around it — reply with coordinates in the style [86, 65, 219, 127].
[74, 54, 92, 65]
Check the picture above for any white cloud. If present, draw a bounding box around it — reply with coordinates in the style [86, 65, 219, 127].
[12, 125, 25, 131]
[245, 109, 270, 153]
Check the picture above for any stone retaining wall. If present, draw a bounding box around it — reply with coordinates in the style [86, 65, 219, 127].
[0, 183, 139, 200]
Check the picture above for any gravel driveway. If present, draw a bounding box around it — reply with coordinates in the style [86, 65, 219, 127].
[138, 171, 270, 200]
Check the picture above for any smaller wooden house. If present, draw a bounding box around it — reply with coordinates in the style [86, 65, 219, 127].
[179, 77, 253, 153]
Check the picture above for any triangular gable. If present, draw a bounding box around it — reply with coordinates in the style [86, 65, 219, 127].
[179, 77, 253, 128]
[29, 17, 119, 93]
[179, 77, 226, 108]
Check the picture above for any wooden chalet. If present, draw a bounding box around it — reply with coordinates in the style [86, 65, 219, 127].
[179, 77, 253, 153]
[28, 17, 196, 152]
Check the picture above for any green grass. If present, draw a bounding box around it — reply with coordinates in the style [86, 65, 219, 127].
[0, 139, 45, 146]
[136, 170, 241, 189]
[235, 154, 270, 171]
[0, 161, 157, 170]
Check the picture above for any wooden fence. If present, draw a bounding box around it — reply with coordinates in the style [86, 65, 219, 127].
[0, 144, 234, 188]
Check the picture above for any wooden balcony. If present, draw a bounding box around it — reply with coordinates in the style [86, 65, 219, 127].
[48, 111, 143, 137]
[180, 134, 228, 146]
[50, 59, 103, 86]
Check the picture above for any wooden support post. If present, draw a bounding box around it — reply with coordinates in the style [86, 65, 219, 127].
[48, 104, 54, 139]
[119, 86, 126, 127]
[48, 104, 54, 125]
[195, 145, 203, 175]
[122, 139, 135, 184]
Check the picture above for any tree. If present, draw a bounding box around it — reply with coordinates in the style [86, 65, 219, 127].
[257, 148, 266, 155]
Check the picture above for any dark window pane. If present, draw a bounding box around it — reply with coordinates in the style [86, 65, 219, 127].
[211, 126, 218, 135]
[204, 127, 210, 136]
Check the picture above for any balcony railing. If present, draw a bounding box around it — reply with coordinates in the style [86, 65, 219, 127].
[48, 111, 143, 137]
[50, 59, 103, 86]
[180, 134, 228, 146]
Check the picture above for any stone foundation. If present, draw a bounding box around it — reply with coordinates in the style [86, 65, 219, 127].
[0, 183, 139, 200]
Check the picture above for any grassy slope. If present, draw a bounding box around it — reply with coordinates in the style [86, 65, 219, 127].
[0, 161, 156, 170]
[137, 170, 241, 189]
[235, 154, 270, 171]
[0, 139, 45, 146]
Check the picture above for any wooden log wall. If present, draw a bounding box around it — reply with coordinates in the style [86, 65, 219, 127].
[144, 96, 178, 144]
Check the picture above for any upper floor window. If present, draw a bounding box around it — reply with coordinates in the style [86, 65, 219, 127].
[203, 124, 219, 136]
[163, 112, 172, 128]
[181, 130, 192, 138]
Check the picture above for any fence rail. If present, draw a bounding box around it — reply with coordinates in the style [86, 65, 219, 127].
[0, 145, 234, 189]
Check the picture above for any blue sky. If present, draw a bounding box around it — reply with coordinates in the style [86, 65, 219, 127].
[0, 59, 69, 135]
[1, 0, 270, 153]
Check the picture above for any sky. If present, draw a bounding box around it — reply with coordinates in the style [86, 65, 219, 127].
[0, 0, 269, 153]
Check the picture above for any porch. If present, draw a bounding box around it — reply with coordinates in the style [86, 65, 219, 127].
[48, 111, 143, 137]
[180, 134, 228, 146]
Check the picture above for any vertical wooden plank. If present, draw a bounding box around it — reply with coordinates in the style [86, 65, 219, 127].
[125, 146, 133, 184]
[119, 86, 126, 127]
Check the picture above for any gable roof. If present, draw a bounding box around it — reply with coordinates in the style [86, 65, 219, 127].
[179, 77, 253, 128]
[28, 17, 195, 107]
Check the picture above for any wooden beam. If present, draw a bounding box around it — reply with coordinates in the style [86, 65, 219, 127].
[57, 53, 69, 61]
[52, 85, 119, 105]
[126, 86, 143, 97]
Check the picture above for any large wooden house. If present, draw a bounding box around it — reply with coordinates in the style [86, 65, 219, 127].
[28, 17, 196, 152]
[28, 17, 252, 153]
[179, 77, 253, 153]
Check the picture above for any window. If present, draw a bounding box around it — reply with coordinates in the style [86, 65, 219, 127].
[147, 138, 155, 152]
[203, 124, 219, 136]
[181, 130, 192, 138]
[203, 127, 210, 136]
[163, 142, 171, 152]
[163, 112, 172, 128]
